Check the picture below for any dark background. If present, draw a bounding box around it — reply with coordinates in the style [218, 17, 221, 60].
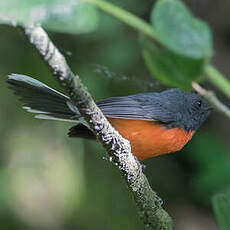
[0, 0, 230, 229]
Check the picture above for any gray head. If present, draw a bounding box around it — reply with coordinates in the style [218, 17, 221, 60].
[153, 88, 212, 131]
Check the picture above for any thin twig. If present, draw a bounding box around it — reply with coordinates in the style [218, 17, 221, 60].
[192, 82, 230, 119]
[9, 23, 173, 230]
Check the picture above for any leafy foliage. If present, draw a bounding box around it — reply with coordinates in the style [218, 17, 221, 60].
[141, 0, 213, 88]
[0, 0, 99, 34]
[151, 0, 212, 59]
[141, 37, 205, 89]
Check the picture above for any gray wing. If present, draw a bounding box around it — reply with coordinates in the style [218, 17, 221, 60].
[97, 93, 178, 123]
[97, 96, 153, 120]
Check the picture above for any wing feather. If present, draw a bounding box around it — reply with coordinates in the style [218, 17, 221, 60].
[97, 96, 154, 120]
[97, 92, 178, 123]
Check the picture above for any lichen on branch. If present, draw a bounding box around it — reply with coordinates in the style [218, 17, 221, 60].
[17, 24, 173, 230]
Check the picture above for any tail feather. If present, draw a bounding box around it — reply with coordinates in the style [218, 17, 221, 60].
[7, 74, 94, 138]
[7, 74, 79, 121]
[68, 124, 95, 139]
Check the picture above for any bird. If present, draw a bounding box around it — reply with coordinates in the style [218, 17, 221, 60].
[7, 74, 211, 161]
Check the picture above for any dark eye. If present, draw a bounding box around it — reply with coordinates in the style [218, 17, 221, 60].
[196, 100, 202, 107]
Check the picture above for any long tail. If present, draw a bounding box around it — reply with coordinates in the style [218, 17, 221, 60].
[7, 74, 80, 122]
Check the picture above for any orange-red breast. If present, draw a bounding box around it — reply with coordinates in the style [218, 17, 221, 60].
[7, 74, 211, 160]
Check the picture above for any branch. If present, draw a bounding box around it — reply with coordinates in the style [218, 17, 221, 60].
[192, 82, 230, 119]
[205, 65, 230, 100]
[13, 24, 173, 230]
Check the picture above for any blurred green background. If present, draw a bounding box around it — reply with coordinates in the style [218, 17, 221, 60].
[1, 0, 230, 229]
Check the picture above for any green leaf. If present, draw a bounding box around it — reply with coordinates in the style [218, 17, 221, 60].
[141, 37, 205, 89]
[212, 190, 230, 230]
[0, 0, 99, 34]
[151, 0, 213, 59]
